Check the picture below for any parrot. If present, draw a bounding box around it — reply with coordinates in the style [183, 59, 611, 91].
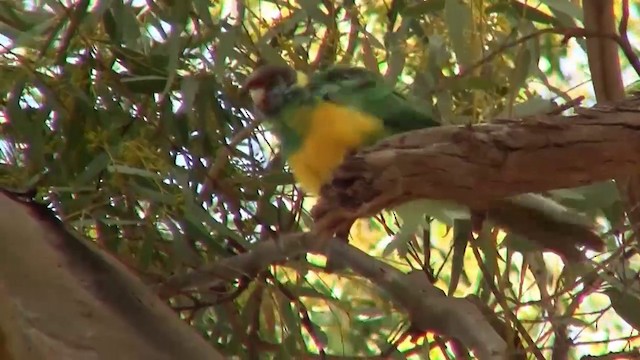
[243, 64, 605, 263]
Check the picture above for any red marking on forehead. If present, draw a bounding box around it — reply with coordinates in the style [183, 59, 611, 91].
[244, 65, 295, 90]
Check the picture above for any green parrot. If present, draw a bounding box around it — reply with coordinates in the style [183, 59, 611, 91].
[243, 64, 604, 261]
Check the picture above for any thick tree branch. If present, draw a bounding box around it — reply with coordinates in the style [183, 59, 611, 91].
[166, 233, 508, 359]
[583, 0, 640, 243]
[312, 95, 640, 233]
[160, 232, 321, 294]
[329, 244, 508, 360]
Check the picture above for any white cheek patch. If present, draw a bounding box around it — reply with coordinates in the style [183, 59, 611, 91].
[296, 71, 309, 87]
[249, 88, 265, 106]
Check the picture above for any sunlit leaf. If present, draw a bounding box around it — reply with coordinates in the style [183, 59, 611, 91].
[539, 0, 583, 21]
[298, 0, 330, 24]
[476, 223, 498, 281]
[449, 218, 470, 295]
[509, 47, 531, 95]
[510, 96, 555, 117]
[444, 0, 473, 68]
[486, 2, 561, 26]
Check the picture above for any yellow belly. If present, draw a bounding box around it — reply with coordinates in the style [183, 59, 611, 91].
[287, 102, 384, 194]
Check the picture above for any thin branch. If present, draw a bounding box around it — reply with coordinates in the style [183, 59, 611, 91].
[470, 247, 544, 360]
[199, 117, 264, 202]
[432, 26, 635, 96]
[159, 232, 319, 295]
[618, 0, 640, 77]
[275, 279, 327, 354]
[161, 231, 507, 359]
[54, 0, 91, 66]
[328, 241, 508, 359]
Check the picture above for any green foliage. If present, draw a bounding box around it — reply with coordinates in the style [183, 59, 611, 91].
[0, 0, 638, 359]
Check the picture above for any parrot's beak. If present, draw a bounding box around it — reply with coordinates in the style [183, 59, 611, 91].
[240, 71, 258, 97]
[248, 88, 265, 108]
[295, 71, 309, 87]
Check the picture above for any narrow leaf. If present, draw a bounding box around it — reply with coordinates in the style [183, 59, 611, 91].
[74, 152, 111, 186]
[606, 288, 640, 330]
[444, 0, 473, 68]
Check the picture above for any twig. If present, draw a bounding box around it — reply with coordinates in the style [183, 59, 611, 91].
[431, 26, 630, 96]
[161, 231, 507, 359]
[546, 96, 585, 115]
[470, 247, 545, 360]
[275, 279, 327, 354]
[328, 240, 507, 359]
[200, 118, 264, 201]
[617, 0, 640, 77]
[54, 0, 91, 66]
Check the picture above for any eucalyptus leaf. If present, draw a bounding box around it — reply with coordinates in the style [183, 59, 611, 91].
[444, 0, 473, 68]
[539, 0, 583, 21]
[74, 152, 111, 186]
[449, 218, 470, 295]
[605, 288, 640, 330]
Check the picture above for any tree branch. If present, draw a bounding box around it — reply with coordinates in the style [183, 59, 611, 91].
[165, 232, 508, 360]
[160, 232, 321, 294]
[617, 0, 640, 77]
[582, 0, 625, 102]
[329, 244, 508, 360]
[432, 25, 627, 95]
[583, 0, 640, 245]
[312, 94, 640, 233]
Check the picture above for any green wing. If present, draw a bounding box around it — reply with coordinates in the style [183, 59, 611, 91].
[307, 66, 439, 133]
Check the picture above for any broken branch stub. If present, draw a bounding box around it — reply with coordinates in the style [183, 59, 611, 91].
[313, 95, 640, 232]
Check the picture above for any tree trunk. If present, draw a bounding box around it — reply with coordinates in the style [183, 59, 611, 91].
[0, 192, 224, 360]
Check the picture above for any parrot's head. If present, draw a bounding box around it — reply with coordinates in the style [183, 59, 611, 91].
[243, 64, 309, 116]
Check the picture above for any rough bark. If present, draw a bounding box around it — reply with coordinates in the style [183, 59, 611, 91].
[312, 94, 640, 232]
[0, 192, 224, 360]
[582, 0, 640, 240]
[160, 96, 640, 360]
[583, 0, 625, 102]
